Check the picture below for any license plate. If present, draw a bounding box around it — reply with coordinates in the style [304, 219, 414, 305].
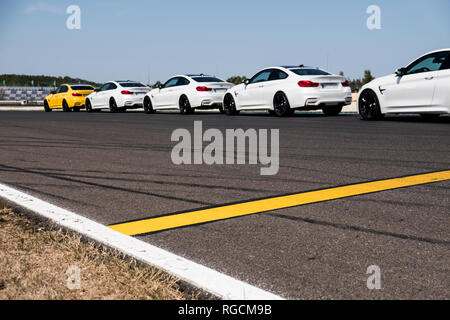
[135, 92, 145, 95]
[321, 83, 338, 89]
[213, 89, 226, 92]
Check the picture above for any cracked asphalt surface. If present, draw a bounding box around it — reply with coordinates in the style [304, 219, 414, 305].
[0, 110, 449, 299]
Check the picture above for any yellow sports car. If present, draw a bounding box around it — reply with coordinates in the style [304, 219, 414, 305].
[44, 84, 94, 112]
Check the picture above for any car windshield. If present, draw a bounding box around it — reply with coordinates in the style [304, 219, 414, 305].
[290, 69, 331, 76]
[192, 77, 224, 83]
[70, 85, 94, 90]
[120, 82, 147, 87]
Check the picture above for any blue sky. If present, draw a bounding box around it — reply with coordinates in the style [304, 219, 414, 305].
[0, 0, 449, 84]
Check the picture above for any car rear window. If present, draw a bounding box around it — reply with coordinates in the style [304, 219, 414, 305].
[290, 69, 331, 76]
[192, 77, 224, 83]
[71, 85, 94, 90]
[120, 82, 147, 87]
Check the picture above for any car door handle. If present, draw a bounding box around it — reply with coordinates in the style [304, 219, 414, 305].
[424, 76, 434, 80]
[258, 85, 264, 88]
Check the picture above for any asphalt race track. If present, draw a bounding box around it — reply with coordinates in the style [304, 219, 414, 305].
[0, 110, 449, 299]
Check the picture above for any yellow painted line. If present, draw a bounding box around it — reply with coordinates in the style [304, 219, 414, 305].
[109, 170, 450, 236]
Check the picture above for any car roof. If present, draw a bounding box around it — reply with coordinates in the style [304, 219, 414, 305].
[279, 65, 313, 69]
[60, 83, 91, 88]
[185, 73, 212, 77]
[411, 48, 450, 61]
[115, 80, 141, 83]
[166, 74, 220, 80]
[108, 80, 146, 86]
[184, 74, 223, 80]
[256, 66, 319, 72]
[255, 66, 333, 77]
[424, 48, 450, 55]
[68, 83, 94, 87]
[404, 48, 450, 68]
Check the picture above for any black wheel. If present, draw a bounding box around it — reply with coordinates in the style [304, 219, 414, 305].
[322, 105, 343, 116]
[118, 107, 127, 113]
[179, 96, 194, 114]
[223, 94, 240, 116]
[62, 100, 70, 112]
[359, 90, 383, 120]
[268, 110, 275, 115]
[218, 105, 225, 114]
[273, 92, 292, 117]
[143, 96, 155, 114]
[109, 98, 118, 113]
[44, 100, 52, 112]
[85, 99, 93, 113]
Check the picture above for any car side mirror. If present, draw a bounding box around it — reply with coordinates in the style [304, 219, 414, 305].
[395, 68, 406, 77]
[243, 79, 250, 85]
[158, 85, 163, 89]
[94, 88, 100, 92]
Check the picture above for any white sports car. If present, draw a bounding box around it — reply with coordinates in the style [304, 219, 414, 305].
[358, 49, 450, 120]
[222, 66, 352, 116]
[143, 74, 234, 114]
[85, 81, 150, 113]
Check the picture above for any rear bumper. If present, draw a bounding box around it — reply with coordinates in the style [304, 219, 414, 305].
[69, 97, 87, 107]
[191, 91, 227, 108]
[304, 94, 353, 107]
[290, 88, 352, 108]
[200, 99, 223, 107]
[123, 101, 143, 108]
[116, 94, 146, 108]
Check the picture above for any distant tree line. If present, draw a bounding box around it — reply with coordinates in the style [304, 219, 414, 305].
[150, 81, 163, 88]
[226, 76, 247, 85]
[340, 70, 375, 93]
[0, 74, 103, 88]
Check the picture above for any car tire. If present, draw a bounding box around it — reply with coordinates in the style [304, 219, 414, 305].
[223, 94, 240, 116]
[273, 92, 292, 117]
[143, 96, 155, 114]
[62, 100, 70, 112]
[109, 98, 118, 113]
[218, 105, 225, 114]
[359, 90, 383, 120]
[85, 99, 93, 113]
[44, 100, 52, 112]
[179, 96, 194, 114]
[322, 105, 343, 116]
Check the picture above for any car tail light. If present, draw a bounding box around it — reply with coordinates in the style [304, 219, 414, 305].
[121, 90, 133, 95]
[341, 80, 350, 87]
[72, 92, 82, 96]
[298, 80, 319, 87]
[196, 86, 212, 92]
